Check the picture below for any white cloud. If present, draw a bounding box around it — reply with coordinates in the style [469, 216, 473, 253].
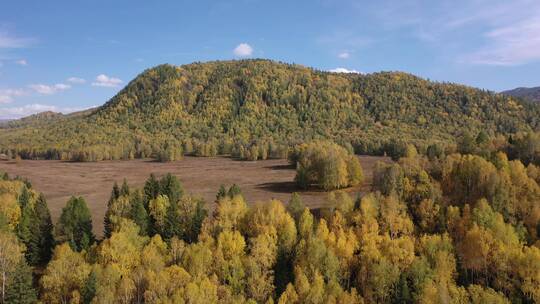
[15, 59, 27, 66]
[0, 31, 34, 49]
[372, 0, 540, 66]
[67, 77, 86, 84]
[0, 104, 90, 119]
[0, 95, 12, 104]
[233, 43, 253, 57]
[0, 88, 27, 104]
[92, 74, 123, 87]
[329, 67, 361, 74]
[338, 52, 350, 59]
[29, 83, 71, 95]
[464, 17, 540, 66]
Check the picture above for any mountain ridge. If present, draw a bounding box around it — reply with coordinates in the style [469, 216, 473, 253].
[1, 59, 539, 160]
[502, 86, 540, 102]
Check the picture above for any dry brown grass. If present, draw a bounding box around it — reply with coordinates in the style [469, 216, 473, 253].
[0, 155, 390, 236]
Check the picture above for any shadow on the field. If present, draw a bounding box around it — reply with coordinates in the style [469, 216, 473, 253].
[265, 164, 295, 171]
[255, 181, 298, 193]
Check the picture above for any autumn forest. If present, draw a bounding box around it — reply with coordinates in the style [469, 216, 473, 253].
[0, 60, 540, 304]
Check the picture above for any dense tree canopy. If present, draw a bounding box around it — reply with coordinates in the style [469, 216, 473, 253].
[0, 58, 539, 303]
[1, 59, 539, 162]
[2, 141, 539, 303]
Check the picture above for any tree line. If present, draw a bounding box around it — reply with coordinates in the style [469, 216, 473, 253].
[1, 141, 539, 303]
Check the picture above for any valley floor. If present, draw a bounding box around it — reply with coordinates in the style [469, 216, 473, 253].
[0, 155, 389, 236]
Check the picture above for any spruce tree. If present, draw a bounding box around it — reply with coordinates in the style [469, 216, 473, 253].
[56, 196, 95, 251]
[159, 173, 183, 203]
[120, 179, 130, 196]
[216, 184, 227, 201]
[81, 270, 97, 304]
[16, 204, 35, 265]
[227, 184, 242, 198]
[104, 182, 121, 238]
[17, 186, 31, 209]
[144, 174, 160, 204]
[32, 194, 54, 265]
[109, 182, 120, 203]
[130, 191, 149, 236]
[164, 201, 180, 240]
[4, 262, 37, 304]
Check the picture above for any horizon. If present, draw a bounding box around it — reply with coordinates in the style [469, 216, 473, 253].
[1, 0, 540, 119]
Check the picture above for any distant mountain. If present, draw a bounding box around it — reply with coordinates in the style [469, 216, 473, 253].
[1, 108, 96, 129]
[1, 59, 539, 160]
[502, 86, 540, 102]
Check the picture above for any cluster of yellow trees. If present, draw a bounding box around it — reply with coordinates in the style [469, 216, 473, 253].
[291, 141, 363, 190]
[1, 141, 540, 303]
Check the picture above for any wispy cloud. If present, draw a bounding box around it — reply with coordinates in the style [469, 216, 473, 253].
[0, 88, 27, 104]
[329, 67, 361, 74]
[15, 59, 27, 66]
[338, 52, 350, 59]
[29, 83, 71, 95]
[0, 104, 91, 119]
[463, 17, 540, 66]
[67, 77, 86, 84]
[0, 31, 34, 49]
[371, 0, 540, 66]
[92, 74, 123, 87]
[233, 43, 253, 57]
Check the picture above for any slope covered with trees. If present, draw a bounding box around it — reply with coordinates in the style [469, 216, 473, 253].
[1, 59, 539, 161]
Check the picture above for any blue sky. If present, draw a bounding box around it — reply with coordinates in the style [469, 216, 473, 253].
[1, 0, 540, 119]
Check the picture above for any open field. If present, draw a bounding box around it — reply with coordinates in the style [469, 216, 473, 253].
[0, 155, 389, 236]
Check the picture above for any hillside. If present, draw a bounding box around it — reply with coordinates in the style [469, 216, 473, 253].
[1, 59, 539, 160]
[502, 86, 540, 102]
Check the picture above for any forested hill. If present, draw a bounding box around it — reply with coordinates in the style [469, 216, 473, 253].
[1, 59, 539, 160]
[502, 86, 540, 102]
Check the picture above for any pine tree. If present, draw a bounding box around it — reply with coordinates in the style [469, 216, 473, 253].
[393, 275, 412, 304]
[109, 182, 120, 203]
[159, 173, 184, 203]
[55, 196, 95, 252]
[4, 262, 37, 304]
[144, 174, 160, 204]
[32, 194, 54, 265]
[120, 179, 130, 196]
[216, 184, 227, 201]
[104, 182, 120, 238]
[164, 201, 180, 240]
[16, 203, 35, 265]
[228, 184, 242, 198]
[81, 270, 97, 304]
[130, 191, 149, 236]
[17, 186, 31, 209]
